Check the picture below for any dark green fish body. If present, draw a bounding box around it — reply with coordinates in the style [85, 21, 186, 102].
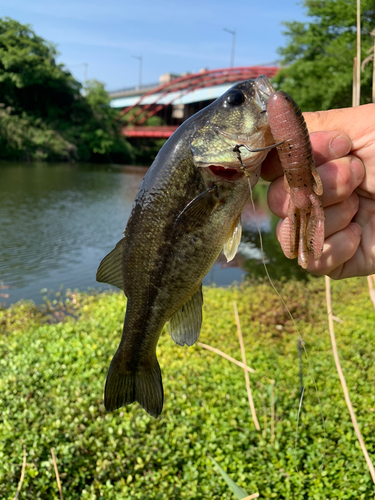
[97, 76, 276, 417]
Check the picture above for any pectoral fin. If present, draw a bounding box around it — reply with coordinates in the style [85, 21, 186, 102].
[223, 216, 242, 262]
[96, 238, 124, 290]
[168, 285, 203, 346]
[174, 186, 218, 233]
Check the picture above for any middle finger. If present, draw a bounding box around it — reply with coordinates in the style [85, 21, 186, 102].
[267, 155, 365, 218]
[261, 131, 352, 182]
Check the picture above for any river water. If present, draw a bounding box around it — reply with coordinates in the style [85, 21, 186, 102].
[0, 162, 305, 308]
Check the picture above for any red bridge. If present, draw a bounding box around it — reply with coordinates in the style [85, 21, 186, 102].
[109, 66, 279, 139]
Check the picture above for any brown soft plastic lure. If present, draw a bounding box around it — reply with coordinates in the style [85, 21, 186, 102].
[267, 91, 325, 269]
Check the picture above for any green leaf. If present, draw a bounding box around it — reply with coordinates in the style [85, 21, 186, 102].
[209, 455, 250, 499]
[273, 0, 375, 110]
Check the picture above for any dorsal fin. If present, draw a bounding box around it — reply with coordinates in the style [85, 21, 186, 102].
[96, 238, 124, 290]
[223, 216, 242, 262]
[168, 285, 203, 346]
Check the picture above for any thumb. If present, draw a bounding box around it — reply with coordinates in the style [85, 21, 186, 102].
[304, 105, 375, 149]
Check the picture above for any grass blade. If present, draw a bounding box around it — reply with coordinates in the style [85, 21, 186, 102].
[13, 446, 26, 500]
[51, 448, 64, 500]
[233, 301, 260, 431]
[325, 275, 375, 484]
[198, 342, 255, 373]
[209, 455, 251, 499]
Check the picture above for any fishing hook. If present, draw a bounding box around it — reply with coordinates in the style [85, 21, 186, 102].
[233, 144, 249, 177]
[234, 140, 285, 154]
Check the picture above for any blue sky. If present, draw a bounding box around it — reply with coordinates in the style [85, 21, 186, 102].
[2, 0, 308, 91]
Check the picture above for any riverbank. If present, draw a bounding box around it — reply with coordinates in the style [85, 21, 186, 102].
[1, 279, 374, 498]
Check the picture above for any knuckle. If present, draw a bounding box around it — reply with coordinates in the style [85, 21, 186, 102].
[347, 192, 359, 214]
[327, 266, 344, 280]
[338, 156, 356, 185]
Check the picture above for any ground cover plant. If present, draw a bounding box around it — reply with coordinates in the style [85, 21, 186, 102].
[1, 278, 375, 498]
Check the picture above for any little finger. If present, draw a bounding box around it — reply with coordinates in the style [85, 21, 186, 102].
[323, 193, 359, 238]
[304, 224, 362, 277]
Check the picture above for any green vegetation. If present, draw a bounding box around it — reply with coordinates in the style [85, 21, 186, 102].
[1, 278, 375, 498]
[274, 0, 375, 110]
[0, 18, 134, 163]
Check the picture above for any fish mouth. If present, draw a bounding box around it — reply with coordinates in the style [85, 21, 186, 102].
[207, 164, 243, 181]
[253, 74, 275, 104]
[212, 127, 269, 172]
[194, 76, 276, 179]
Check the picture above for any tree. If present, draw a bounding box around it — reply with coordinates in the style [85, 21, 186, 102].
[0, 17, 82, 121]
[78, 79, 134, 162]
[0, 17, 134, 162]
[274, 0, 375, 111]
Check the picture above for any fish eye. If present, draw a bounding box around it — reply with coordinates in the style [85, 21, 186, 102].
[226, 89, 245, 106]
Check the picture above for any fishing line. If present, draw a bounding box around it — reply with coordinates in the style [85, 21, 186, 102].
[295, 386, 305, 473]
[234, 145, 327, 471]
[298, 338, 305, 398]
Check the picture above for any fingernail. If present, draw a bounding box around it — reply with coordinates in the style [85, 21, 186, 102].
[349, 222, 362, 237]
[350, 157, 365, 183]
[329, 135, 351, 158]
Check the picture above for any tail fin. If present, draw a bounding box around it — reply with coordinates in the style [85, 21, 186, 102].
[104, 355, 164, 418]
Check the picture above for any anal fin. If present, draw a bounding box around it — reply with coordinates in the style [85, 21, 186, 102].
[168, 285, 203, 346]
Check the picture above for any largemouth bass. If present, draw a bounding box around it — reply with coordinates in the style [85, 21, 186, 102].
[96, 75, 322, 418]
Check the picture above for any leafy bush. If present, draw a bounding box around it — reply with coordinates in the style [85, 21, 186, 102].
[0, 108, 76, 161]
[274, 0, 375, 110]
[0, 18, 134, 163]
[1, 278, 375, 498]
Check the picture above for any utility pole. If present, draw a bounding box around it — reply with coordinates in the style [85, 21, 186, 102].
[223, 28, 236, 68]
[70, 63, 88, 94]
[132, 55, 143, 89]
[83, 63, 88, 94]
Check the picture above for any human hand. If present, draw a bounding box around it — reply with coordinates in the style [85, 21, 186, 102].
[262, 104, 375, 279]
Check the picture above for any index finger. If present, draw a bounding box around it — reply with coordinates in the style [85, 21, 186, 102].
[304, 105, 374, 141]
[261, 129, 352, 182]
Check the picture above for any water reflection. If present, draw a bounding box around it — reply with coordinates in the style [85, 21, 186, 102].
[0, 162, 307, 307]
